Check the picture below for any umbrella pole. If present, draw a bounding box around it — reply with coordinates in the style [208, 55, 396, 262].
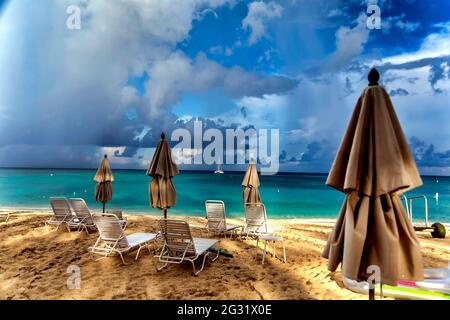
[369, 287, 375, 300]
[164, 208, 167, 219]
[102, 202, 105, 214]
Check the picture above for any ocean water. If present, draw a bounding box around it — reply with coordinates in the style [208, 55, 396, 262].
[0, 168, 448, 222]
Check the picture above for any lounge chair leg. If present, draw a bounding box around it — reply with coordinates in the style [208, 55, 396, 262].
[118, 252, 126, 265]
[135, 247, 141, 260]
[155, 260, 168, 272]
[211, 245, 220, 262]
[191, 260, 198, 276]
[262, 240, 267, 265]
[148, 243, 153, 254]
[135, 244, 145, 260]
[193, 252, 210, 276]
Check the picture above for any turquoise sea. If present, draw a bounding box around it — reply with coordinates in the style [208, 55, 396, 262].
[0, 168, 448, 222]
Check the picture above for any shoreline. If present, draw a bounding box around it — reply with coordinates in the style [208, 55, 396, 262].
[1, 206, 449, 227]
[0, 206, 338, 225]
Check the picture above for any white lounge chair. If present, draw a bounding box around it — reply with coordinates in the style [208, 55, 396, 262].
[241, 203, 279, 237]
[204, 200, 241, 238]
[155, 219, 220, 276]
[105, 209, 128, 227]
[67, 198, 98, 235]
[242, 203, 286, 264]
[89, 214, 158, 264]
[47, 198, 74, 231]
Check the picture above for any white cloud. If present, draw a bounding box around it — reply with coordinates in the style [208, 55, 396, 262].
[144, 52, 297, 119]
[382, 23, 450, 65]
[323, 13, 370, 72]
[382, 14, 420, 34]
[242, 1, 283, 45]
[0, 0, 295, 151]
[327, 9, 343, 18]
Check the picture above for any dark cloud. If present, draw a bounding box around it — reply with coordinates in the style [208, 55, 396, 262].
[410, 136, 450, 167]
[389, 88, 409, 96]
[345, 77, 354, 94]
[301, 142, 322, 161]
[279, 150, 287, 161]
[377, 55, 450, 93]
[114, 147, 139, 158]
[240, 107, 247, 118]
[429, 61, 447, 94]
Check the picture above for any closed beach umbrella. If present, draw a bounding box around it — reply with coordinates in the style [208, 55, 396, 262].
[242, 161, 262, 205]
[322, 69, 424, 295]
[147, 133, 179, 219]
[94, 154, 114, 213]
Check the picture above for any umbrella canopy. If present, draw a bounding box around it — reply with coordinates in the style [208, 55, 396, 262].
[147, 133, 179, 218]
[242, 161, 262, 205]
[94, 155, 114, 213]
[322, 69, 424, 286]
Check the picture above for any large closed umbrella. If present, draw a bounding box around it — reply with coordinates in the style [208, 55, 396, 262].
[322, 69, 424, 294]
[147, 133, 179, 218]
[94, 154, 114, 213]
[242, 161, 262, 205]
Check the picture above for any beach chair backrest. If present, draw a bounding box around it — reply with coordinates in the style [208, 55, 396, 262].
[106, 210, 123, 220]
[49, 198, 73, 221]
[69, 198, 94, 224]
[205, 200, 226, 231]
[243, 203, 267, 234]
[93, 214, 128, 248]
[159, 219, 196, 256]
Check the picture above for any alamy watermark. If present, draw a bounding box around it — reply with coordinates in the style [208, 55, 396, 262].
[66, 4, 81, 30]
[67, 264, 81, 289]
[366, 265, 381, 289]
[367, 0, 381, 29]
[171, 120, 280, 175]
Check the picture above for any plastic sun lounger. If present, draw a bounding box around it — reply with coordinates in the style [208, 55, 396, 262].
[47, 198, 75, 231]
[89, 214, 159, 265]
[343, 267, 450, 300]
[241, 203, 280, 238]
[68, 198, 98, 235]
[204, 200, 241, 238]
[154, 219, 220, 276]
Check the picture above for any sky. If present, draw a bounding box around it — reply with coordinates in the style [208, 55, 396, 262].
[0, 0, 449, 174]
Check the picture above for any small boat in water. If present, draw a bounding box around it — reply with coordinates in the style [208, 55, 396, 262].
[214, 164, 224, 174]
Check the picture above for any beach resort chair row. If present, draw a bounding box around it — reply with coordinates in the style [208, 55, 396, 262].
[47, 197, 127, 234]
[205, 200, 286, 264]
[89, 214, 220, 275]
[47, 197, 281, 274]
[46, 198, 220, 275]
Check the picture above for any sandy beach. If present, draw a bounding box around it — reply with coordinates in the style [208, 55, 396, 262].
[0, 211, 449, 300]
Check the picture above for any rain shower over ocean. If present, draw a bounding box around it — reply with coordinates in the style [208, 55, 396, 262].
[0, 168, 448, 222]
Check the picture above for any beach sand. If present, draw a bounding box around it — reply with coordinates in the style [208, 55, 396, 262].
[0, 211, 449, 300]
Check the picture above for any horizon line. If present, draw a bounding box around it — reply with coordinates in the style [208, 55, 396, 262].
[0, 166, 449, 177]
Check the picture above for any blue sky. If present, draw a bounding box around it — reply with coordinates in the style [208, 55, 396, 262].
[0, 0, 449, 174]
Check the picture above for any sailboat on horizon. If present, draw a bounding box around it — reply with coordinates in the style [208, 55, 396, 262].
[214, 163, 224, 174]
